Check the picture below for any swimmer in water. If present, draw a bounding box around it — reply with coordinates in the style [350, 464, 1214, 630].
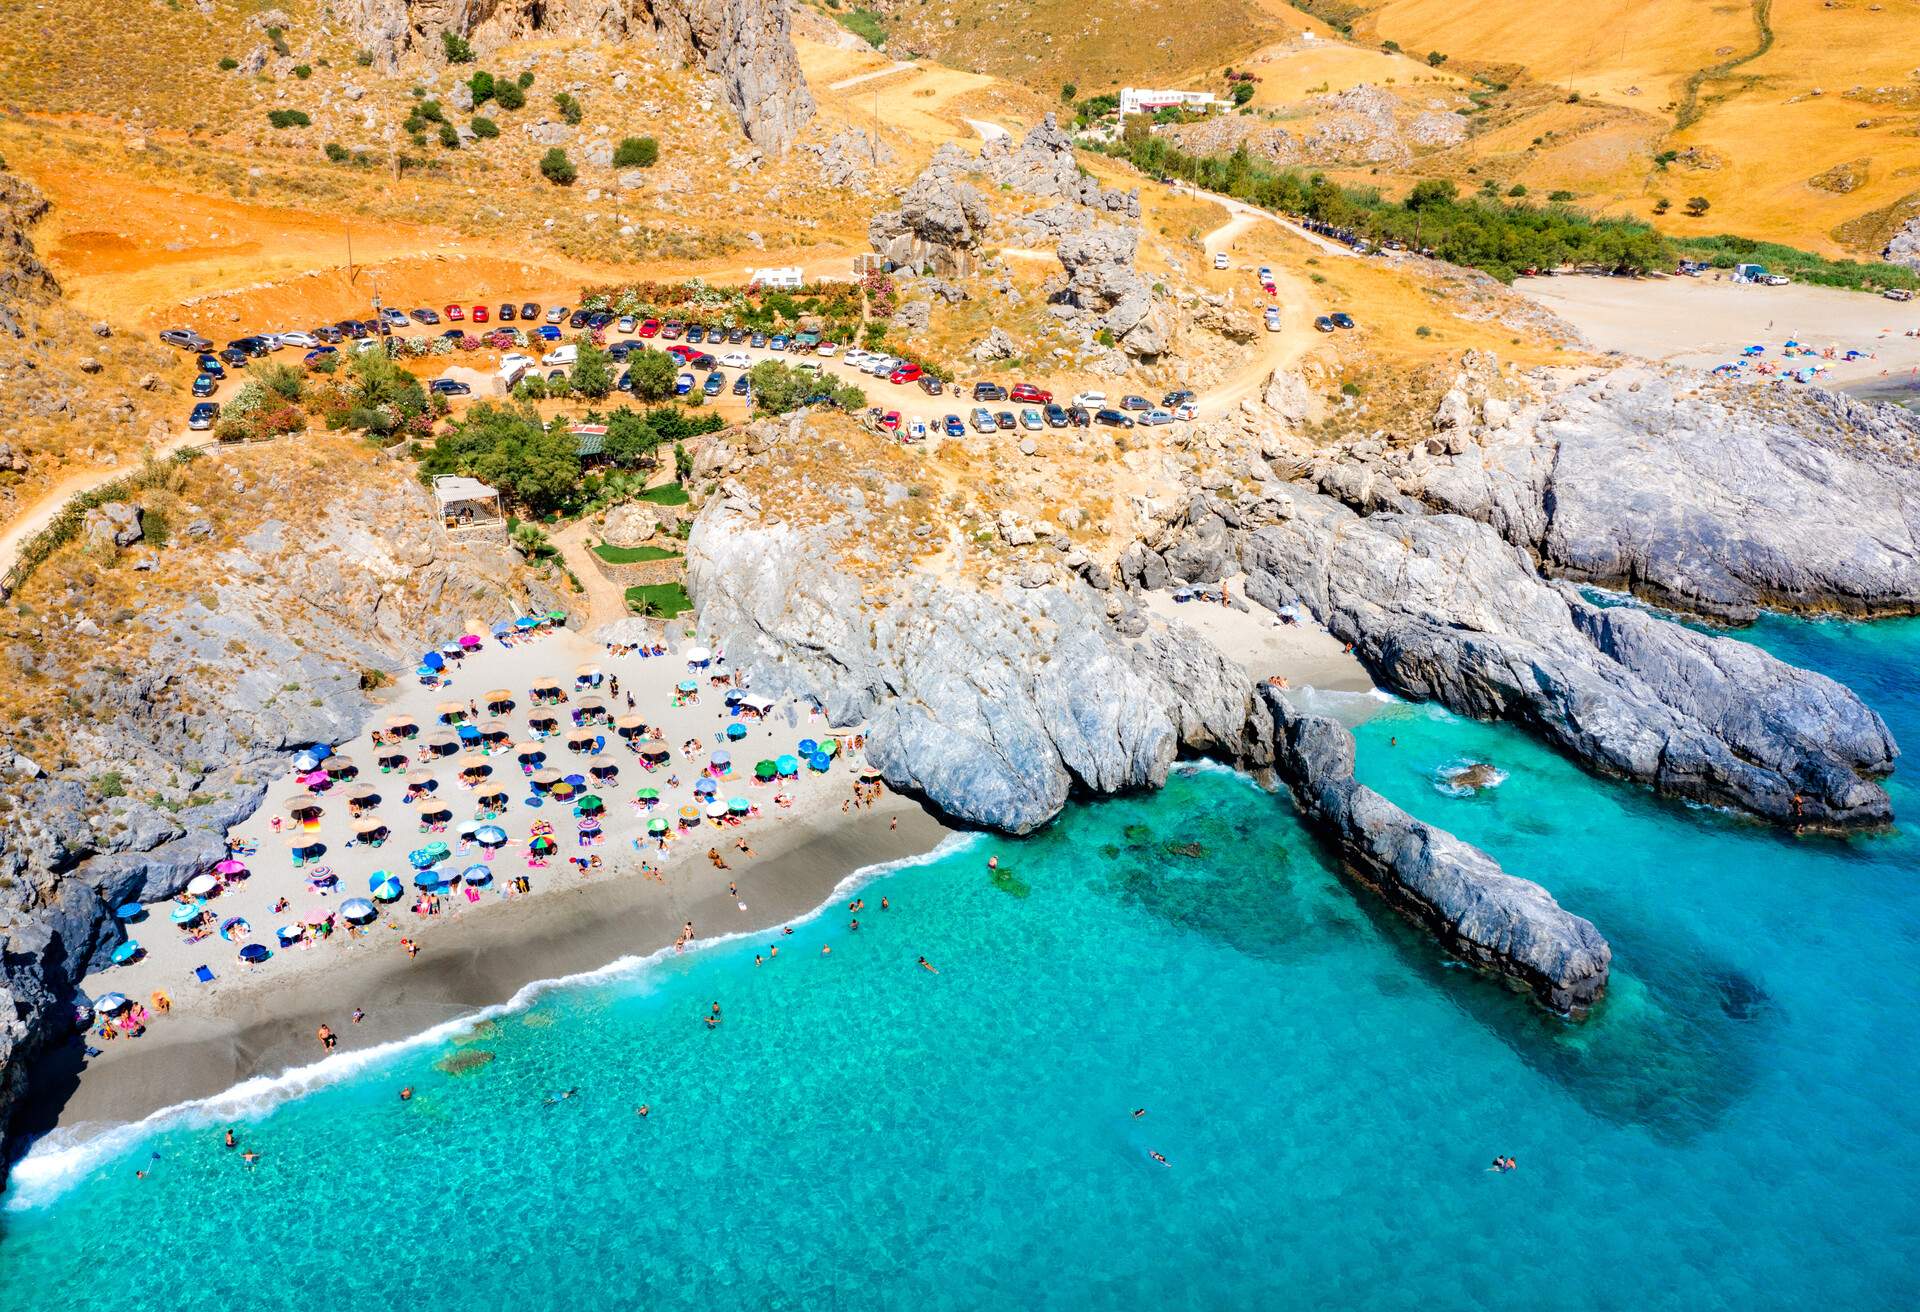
[880, 897, 889, 911]
[225, 1128, 237, 1149]
[635, 1105, 650, 1118]
[1131, 1109, 1146, 1119]
[822, 945, 832, 956]
[1150, 1151, 1169, 1167]
[400, 1087, 413, 1101]
[242, 1150, 259, 1166]
[918, 956, 939, 974]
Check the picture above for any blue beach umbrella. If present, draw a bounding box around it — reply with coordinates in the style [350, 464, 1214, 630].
[111, 940, 142, 964]
[798, 738, 819, 757]
[340, 899, 378, 924]
[694, 777, 717, 796]
[776, 754, 799, 777]
[422, 651, 446, 671]
[238, 943, 270, 963]
[414, 869, 447, 889]
[564, 772, 587, 788]
[115, 903, 145, 921]
[370, 876, 404, 902]
[809, 753, 831, 772]
[94, 993, 131, 1014]
[710, 751, 731, 769]
[727, 797, 750, 815]
[515, 616, 540, 630]
[676, 680, 698, 693]
[462, 865, 494, 887]
[492, 621, 512, 637]
[293, 746, 329, 772]
[169, 900, 207, 924]
[726, 723, 748, 742]
[474, 825, 508, 847]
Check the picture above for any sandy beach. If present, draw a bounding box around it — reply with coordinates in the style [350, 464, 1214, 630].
[36, 620, 952, 1133]
[1139, 576, 1373, 691]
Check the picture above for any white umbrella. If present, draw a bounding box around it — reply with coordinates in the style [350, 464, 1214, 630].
[685, 646, 712, 664]
[704, 800, 727, 818]
[186, 873, 218, 897]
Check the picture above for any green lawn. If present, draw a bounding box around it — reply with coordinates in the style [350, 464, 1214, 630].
[592, 543, 683, 564]
[634, 483, 690, 506]
[625, 582, 693, 617]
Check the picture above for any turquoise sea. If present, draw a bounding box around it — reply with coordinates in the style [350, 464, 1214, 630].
[2, 615, 1917, 1310]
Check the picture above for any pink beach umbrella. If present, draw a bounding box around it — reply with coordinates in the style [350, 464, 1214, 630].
[304, 906, 334, 926]
[215, 859, 248, 876]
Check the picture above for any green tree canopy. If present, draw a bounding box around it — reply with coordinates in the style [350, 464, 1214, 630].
[627, 349, 678, 402]
[420, 402, 580, 513]
[571, 339, 614, 399]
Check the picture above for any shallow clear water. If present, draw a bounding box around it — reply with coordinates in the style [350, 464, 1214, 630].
[3, 617, 1918, 1310]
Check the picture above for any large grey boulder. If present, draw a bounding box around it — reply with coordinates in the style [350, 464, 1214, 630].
[978, 114, 1139, 216]
[1054, 224, 1167, 358]
[1256, 685, 1612, 1015]
[1239, 490, 1897, 830]
[868, 145, 991, 276]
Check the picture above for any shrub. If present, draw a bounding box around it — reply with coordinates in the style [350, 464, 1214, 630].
[324, 142, 349, 162]
[1507, 184, 1528, 197]
[218, 56, 238, 70]
[442, 31, 474, 64]
[418, 99, 444, 123]
[138, 507, 170, 548]
[1414, 325, 1432, 337]
[493, 78, 525, 110]
[554, 92, 583, 125]
[517, 71, 534, 88]
[1548, 189, 1575, 202]
[267, 109, 311, 129]
[438, 122, 459, 149]
[1231, 82, 1255, 107]
[471, 116, 499, 139]
[468, 70, 494, 104]
[293, 64, 311, 79]
[539, 148, 576, 185]
[1061, 82, 1076, 102]
[1685, 196, 1711, 217]
[354, 49, 374, 67]
[1426, 51, 1447, 67]
[1652, 196, 1672, 215]
[95, 771, 128, 799]
[838, 7, 887, 47]
[612, 136, 658, 168]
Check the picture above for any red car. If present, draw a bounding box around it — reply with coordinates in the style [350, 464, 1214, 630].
[471, 305, 489, 323]
[638, 318, 661, 338]
[1010, 382, 1052, 404]
[665, 343, 700, 361]
[444, 304, 464, 321]
[879, 410, 901, 431]
[888, 363, 923, 385]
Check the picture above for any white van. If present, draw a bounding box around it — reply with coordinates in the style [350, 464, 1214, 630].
[541, 345, 577, 368]
[1212, 252, 1229, 270]
[1072, 391, 1106, 409]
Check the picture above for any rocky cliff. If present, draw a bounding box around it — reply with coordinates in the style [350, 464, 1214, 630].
[0, 453, 556, 1167]
[868, 144, 993, 277]
[344, 0, 815, 153]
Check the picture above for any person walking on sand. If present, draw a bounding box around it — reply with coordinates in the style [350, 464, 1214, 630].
[317, 1024, 337, 1053]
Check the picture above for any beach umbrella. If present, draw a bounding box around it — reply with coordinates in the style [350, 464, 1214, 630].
[530, 675, 561, 693]
[95, 993, 131, 1014]
[798, 738, 819, 757]
[547, 610, 567, 623]
[459, 634, 483, 650]
[440, 641, 465, 657]
[616, 715, 645, 737]
[307, 869, 338, 889]
[386, 714, 417, 733]
[726, 723, 748, 742]
[809, 753, 830, 773]
[219, 917, 249, 941]
[694, 777, 717, 796]
[436, 701, 467, 724]
[576, 697, 607, 718]
[239, 943, 270, 963]
[858, 766, 882, 782]
[424, 731, 459, 755]
[754, 760, 777, 781]
[531, 768, 561, 789]
[276, 924, 304, 946]
[406, 771, 437, 791]
[370, 875, 403, 902]
[822, 738, 840, 758]
[475, 825, 508, 847]
[686, 646, 712, 666]
[116, 902, 145, 921]
[293, 747, 328, 772]
[776, 754, 799, 778]
[322, 755, 356, 779]
[676, 680, 698, 694]
[576, 663, 602, 683]
[529, 712, 559, 730]
[420, 803, 453, 822]
[477, 787, 508, 808]
[641, 746, 670, 762]
[480, 721, 512, 741]
[111, 940, 143, 964]
[298, 770, 330, 790]
[378, 749, 409, 770]
[517, 748, 548, 767]
[413, 869, 448, 889]
[463, 866, 493, 888]
[550, 781, 575, 800]
[186, 873, 219, 897]
[648, 817, 668, 834]
[705, 800, 727, 819]
[679, 805, 701, 820]
[728, 797, 750, 815]
[284, 797, 323, 818]
[215, 858, 250, 875]
[710, 751, 731, 769]
[169, 900, 207, 924]
[577, 794, 605, 815]
[637, 786, 660, 802]
[341, 899, 378, 925]
[422, 651, 446, 671]
[492, 620, 512, 637]
[484, 689, 514, 711]
[354, 818, 387, 839]
[425, 840, 451, 860]
[460, 758, 493, 780]
[516, 616, 541, 630]
[725, 690, 744, 705]
[567, 732, 597, 752]
[529, 836, 556, 855]
[590, 763, 619, 782]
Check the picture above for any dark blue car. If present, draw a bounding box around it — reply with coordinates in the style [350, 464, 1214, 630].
[191, 374, 217, 397]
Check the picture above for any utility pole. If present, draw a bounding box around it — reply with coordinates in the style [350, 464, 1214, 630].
[345, 220, 355, 285]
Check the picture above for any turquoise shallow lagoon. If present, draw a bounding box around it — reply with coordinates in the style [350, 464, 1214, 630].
[2, 616, 1917, 1310]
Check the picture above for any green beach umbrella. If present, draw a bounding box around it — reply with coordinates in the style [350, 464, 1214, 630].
[754, 760, 777, 780]
[648, 817, 668, 834]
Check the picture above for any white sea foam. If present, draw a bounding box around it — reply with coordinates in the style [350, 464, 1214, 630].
[5, 833, 978, 1210]
[1431, 759, 1510, 798]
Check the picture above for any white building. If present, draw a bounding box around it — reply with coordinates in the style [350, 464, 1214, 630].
[1119, 88, 1224, 117]
[749, 266, 804, 290]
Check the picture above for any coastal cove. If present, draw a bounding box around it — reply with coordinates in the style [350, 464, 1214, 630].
[2, 614, 1917, 1311]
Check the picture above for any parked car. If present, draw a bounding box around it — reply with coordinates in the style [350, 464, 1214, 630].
[704, 371, 724, 396]
[688, 353, 716, 371]
[769, 334, 789, 352]
[889, 363, 923, 385]
[336, 320, 369, 340]
[1019, 408, 1044, 431]
[719, 352, 751, 369]
[499, 304, 517, 322]
[1884, 288, 1915, 302]
[944, 414, 965, 437]
[878, 410, 901, 432]
[749, 330, 767, 349]
[686, 325, 706, 344]
[303, 347, 337, 364]
[732, 374, 751, 397]
[1139, 409, 1174, 427]
[546, 368, 567, 382]
[971, 408, 997, 433]
[1762, 275, 1791, 287]
[545, 305, 569, 324]
[1314, 315, 1336, 333]
[444, 304, 464, 321]
[569, 310, 590, 329]
[380, 307, 409, 328]
[1264, 309, 1282, 333]
[665, 344, 699, 362]
[218, 347, 249, 369]
[1071, 391, 1105, 409]
[520, 302, 540, 321]
[1120, 394, 1150, 411]
[994, 411, 1016, 431]
[536, 325, 562, 342]
[1066, 406, 1091, 428]
[160, 328, 212, 351]
[588, 311, 615, 329]
[906, 417, 927, 442]
[471, 305, 489, 324]
[973, 381, 1006, 401]
[609, 341, 637, 362]
[227, 336, 271, 357]
[313, 326, 344, 344]
[616, 369, 632, 393]
[191, 373, 217, 397]
[1212, 252, 1229, 270]
[277, 330, 321, 349]
[815, 342, 838, 358]
[1161, 389, 1194, 408]
[429, 379, 472, 396]
[410, 308, 440, 325]
[918, 376, 943, 396]
[661, 321, 685, 340]
[1172, 402, 1199, 421]
[674, 371, 694, 395]
[1045, 404, 1068, 428]
[617, 315, 636, 334]
[541, 345, 578, 367]
[1330, 312, 1355, 329]
[188, 401, 219, 430]
[638, 318, 661, 338]
[1094, 409, 1135, 428]
[196, 354, 225, 379]
[1010, 382, 1051, 404]
[728, 327, 748, 344]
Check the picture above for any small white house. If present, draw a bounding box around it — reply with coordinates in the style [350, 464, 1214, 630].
[750, 266, 804, 290]
[1119, 88, 1224, 117]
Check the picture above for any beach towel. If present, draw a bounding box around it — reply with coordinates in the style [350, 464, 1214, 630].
[193, 965, 215, 983]
[466, 887, 481, 903]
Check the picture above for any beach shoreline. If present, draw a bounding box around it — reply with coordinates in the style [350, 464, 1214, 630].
[21, 792, 953, 1137]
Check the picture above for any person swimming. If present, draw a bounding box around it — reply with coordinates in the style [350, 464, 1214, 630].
[918, 957, 939, 974]
[400, 1086, 413, 1101]
[1131, 1109, 1146, 1119]
[1150, 1151, 1169, 1166]
[224, 1128, 237, 1149]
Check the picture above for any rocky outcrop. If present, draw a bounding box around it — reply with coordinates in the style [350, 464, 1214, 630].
[1236, 489, 1897, 830]
[1255, 686, 1611, 1014]
[1883, 214, 1920, 270]
[1052, 224, 1168, 359]
[803, 127, 894, 190]
[978, 114, 1138, 216]
[868, 144, 991, 276]
[1394, 369, 1920, 622]
[343, 0, 815, 153]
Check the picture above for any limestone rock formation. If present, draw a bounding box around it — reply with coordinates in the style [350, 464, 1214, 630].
[1053, 224, 1168, 359]
[343, 0, 815, 153]
[1256, 686, 1611, 1014]
[803, 127, 894, 189]
[978, 114, 1138, 216]
[868, 144, 991, 276]
[1883, 214, 1920, 269]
